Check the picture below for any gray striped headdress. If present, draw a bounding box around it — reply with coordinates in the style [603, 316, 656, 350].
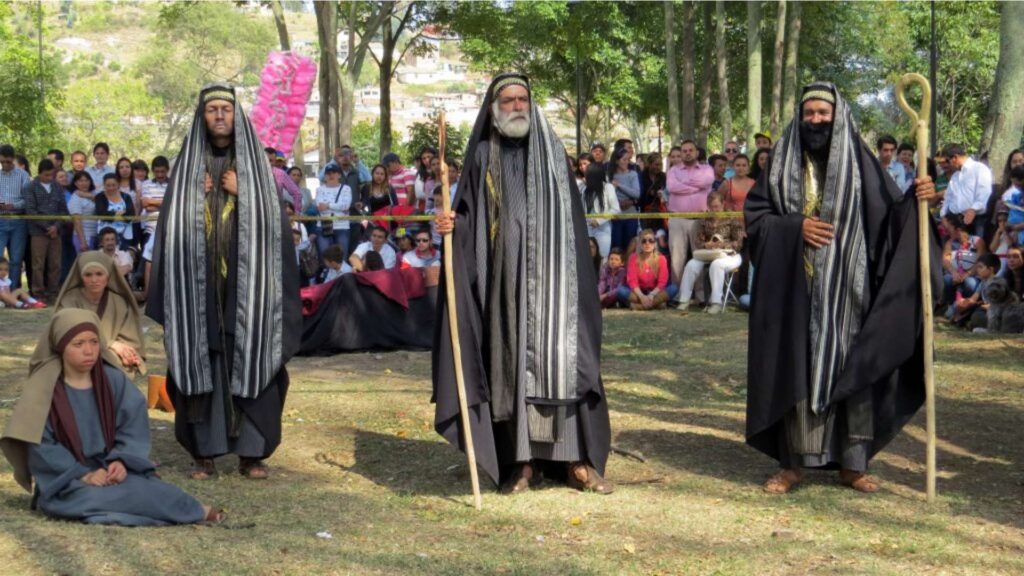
[768, 81, 868, 415]
[161, 83, 284, 399]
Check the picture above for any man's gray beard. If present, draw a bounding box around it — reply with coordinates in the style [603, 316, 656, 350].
[491, 102, 530, 138]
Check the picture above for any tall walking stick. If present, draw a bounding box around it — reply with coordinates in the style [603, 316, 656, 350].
[894, 73, 937, 503]
[438, 110, 483, 510]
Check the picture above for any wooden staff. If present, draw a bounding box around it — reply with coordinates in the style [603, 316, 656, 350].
[894, 72, 937, 503]
[437, 110, 483, 510]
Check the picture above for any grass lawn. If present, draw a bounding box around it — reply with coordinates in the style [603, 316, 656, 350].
[1, 307, 1022, 575]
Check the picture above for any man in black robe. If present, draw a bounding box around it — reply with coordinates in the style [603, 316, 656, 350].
[433, 73, 612, 494]
[146, 83, 300, 480]
[745, 81, 941, 494]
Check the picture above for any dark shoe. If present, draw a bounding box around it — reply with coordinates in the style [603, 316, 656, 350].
[567, 462, 614, 494]
[500, 463, 535, 495]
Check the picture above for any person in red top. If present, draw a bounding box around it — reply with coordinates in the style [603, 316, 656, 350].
[618, 228, 678, 310]
[383, 152, 416, 206]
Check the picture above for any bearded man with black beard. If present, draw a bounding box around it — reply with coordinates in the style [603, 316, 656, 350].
[432, 74, 613, 495]
[743, 82, 942, 495]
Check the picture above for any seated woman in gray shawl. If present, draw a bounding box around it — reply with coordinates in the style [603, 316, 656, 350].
[54, 251, 145, 375]
[0, 309, 222, 525]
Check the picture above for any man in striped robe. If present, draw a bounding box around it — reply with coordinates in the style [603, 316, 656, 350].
[433, 74, 612, 495]
[744, 82, 941, 494]
[147, 84, 300, 480]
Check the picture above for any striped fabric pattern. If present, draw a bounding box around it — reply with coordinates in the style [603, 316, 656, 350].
[520, 106, 579, 404]
[160, 83, 284, 399]
[767, 81, 867, 415]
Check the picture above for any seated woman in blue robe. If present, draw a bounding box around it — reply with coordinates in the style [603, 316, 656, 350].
[1, 309, 222, 526]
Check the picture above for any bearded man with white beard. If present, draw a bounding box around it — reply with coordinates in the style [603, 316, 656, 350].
[432, 73, 613, 495]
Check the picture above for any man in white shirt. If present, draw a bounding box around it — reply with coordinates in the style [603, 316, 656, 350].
[349, 226, 397, 271]
[940, 143, 992, 236]
[140, 155, 171, 246]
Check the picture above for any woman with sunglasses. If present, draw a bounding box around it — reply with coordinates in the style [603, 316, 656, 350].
[618, 228, 677, 310]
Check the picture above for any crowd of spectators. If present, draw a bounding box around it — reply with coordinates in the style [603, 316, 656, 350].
[1, 135, 1021, 333]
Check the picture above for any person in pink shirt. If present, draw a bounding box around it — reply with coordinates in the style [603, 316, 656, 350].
[665, 140, 715, 302]
[264, 147, 302, 210]
[617, 228, 678, 310]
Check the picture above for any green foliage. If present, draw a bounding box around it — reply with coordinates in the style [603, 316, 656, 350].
[0, 3, 63, 160]
[56, 76, 163, 159]
[401, 112, 469, 165]
[351, 118, 401, 166]
[134, 1, 276, 153]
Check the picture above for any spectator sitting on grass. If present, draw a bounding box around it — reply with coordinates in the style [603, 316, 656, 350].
[321, 244, 351, 283]
[618, 228, 677, 310]
[1000, 245, 1024, 300]
[598, 247, 626, 308]
[942, 213, 986, 317]
[362, 251, 385, 272]
[953, 252, 1000, 328]
[349, 226, 397, 271]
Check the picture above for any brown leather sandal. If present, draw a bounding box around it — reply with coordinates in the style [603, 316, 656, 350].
[763, 469, 802, 494]
[839, 470, 880, 493]
[500, 463, 536, 495]
[238, 458, 269, 480]
[567, 463, 614, 495]
[188, 459, 217, 480]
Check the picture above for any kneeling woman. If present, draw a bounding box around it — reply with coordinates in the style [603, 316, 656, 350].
[55, 251, 145, 375]
[1, 309, 221, 525]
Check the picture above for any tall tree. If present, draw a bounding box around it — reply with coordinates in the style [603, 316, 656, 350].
[665, 1, 681, 143]
[314, 0, 341, 165]
[680, 1, 696, 140]
[715, 0, 731, 145]
[372, 2, 432, 156]
[697, 1, 714, 147]
[769, 0, 786, 137]
[747, 1, 763, 147]
[979, 0, 1024, 186]
[780, 0, 801, 129]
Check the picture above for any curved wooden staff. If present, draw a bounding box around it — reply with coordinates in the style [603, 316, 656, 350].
[438, 110, 483, 510]
[894, 72, 937, 503]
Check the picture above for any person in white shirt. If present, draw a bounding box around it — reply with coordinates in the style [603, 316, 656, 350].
[349, 226, 397, 271]
[316, 165, 353, 257]
[140, 156, 170, 246]
[940, 143, 992, 236]
[401, 229, 441, 269]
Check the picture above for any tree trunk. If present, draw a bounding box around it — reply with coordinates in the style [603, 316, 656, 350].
[270, 0, 305, 170]
[715, 0, 731, 147]
[746, 1, 762, 148]
[697, 1, 714, 148]
[665, 1, 681, 143]
[680, 1, 696, 141]
[380, 6, 396, 155]
[980, 0, 1024, 187]
[339, 0, 357, 147]
[315, 0, 340, 166]
[780, 0, 801, 130]
[769, 0, 786, 138]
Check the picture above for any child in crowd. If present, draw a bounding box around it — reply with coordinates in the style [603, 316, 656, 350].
[953, 252, 1000, 328]
[0, 258, 45, 309]
[990, 209, 1012, 274]
[1003, 165, 1024, 246]
[320, 244, 352, 283]
[427, 186, 444, 248]
[598, 248, 626, 308]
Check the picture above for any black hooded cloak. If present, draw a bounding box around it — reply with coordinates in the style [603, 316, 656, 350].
[431, 73, 610, 485]
[744, 83, 942, 467]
